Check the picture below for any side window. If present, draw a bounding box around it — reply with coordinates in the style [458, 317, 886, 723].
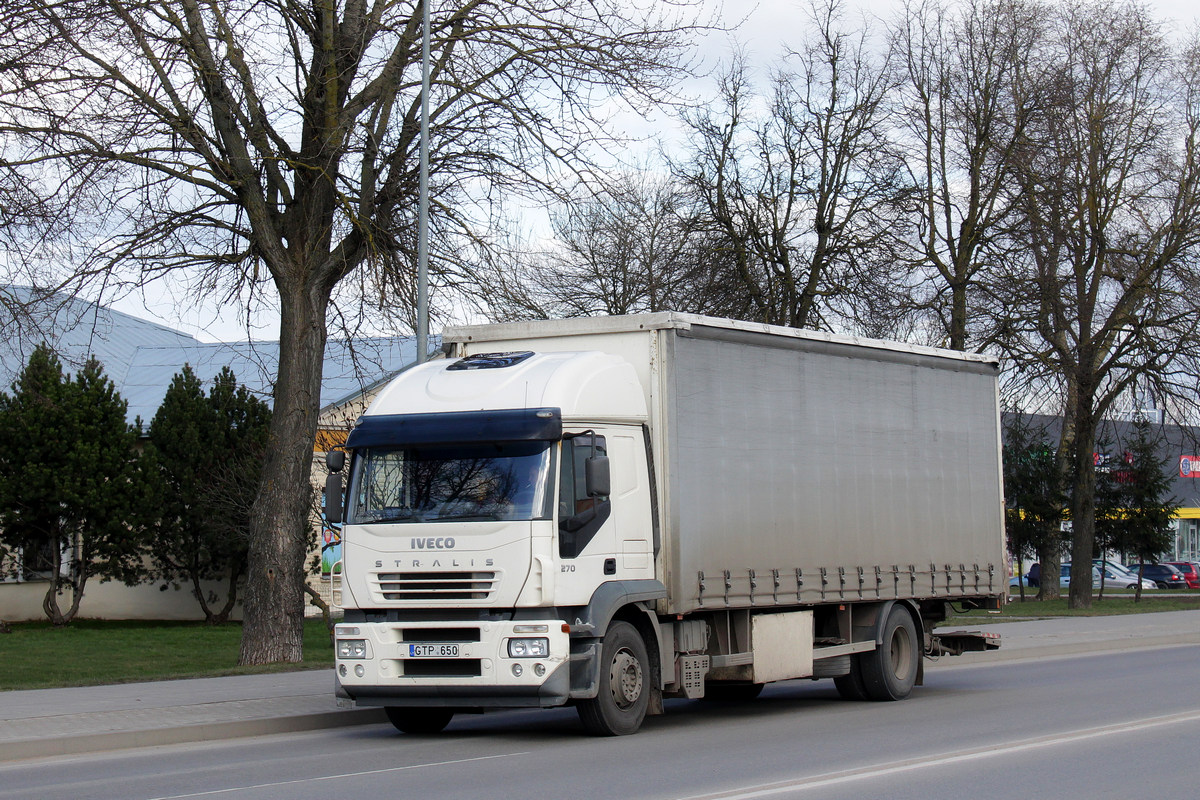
[558, 434, 607, 519]
[558, 434, 609, 559]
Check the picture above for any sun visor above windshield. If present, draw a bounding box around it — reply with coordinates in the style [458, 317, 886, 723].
[344, 407, 563, 449]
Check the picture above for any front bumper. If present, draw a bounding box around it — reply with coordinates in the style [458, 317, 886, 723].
[335, 619, 572, 708]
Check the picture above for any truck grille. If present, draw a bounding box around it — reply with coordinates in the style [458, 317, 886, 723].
[373, 571, 497, 601]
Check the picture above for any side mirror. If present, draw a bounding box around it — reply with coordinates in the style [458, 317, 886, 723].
[585, 454, 610, 498]
[325, 474, 344, 524]
[326, 449, 346, 473]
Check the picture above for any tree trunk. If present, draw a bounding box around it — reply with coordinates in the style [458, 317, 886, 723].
[238, 283, 330, 664]
[42, 534, 87, 626]
[192, 569, 215, 625]
[1068, 406, 1098, 610]
[1037, 546, 1061, 602]
[212, 563, 242, 626]
[949, 275, 968, 352]
[304, 583, 335, 645]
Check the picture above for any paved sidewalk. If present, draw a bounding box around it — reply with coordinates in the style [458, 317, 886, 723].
[2, 609, 1197, 763]
[0, 670, 384, 762]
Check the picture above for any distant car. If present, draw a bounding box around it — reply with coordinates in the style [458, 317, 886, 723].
[1009, 562, 1066, 588]
[1092, 561, 1158, 590]
[1008, 563, 1152, 590]
[1127, 563, 1189, 590]
[1009, 573, 1061, 588]
[1163, 561, 1200, 590]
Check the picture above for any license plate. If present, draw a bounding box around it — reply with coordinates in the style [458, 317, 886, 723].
[408, 643, 460, 658]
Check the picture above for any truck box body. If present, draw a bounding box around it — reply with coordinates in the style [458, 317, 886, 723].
[331, 312, 1006, 735]
[444, 313, 1006, 612]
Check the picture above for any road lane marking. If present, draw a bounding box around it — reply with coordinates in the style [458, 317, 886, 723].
[145, 752, 528, 799]
[674, 710, 1200, 800]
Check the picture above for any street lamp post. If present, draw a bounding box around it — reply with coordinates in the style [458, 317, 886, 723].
[416, 0, 431, 363]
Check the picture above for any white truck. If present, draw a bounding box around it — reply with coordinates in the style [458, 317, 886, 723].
[326, 313, 1004, 735]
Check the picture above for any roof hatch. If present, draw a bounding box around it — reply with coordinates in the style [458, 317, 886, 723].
[447, 351, 535, 371]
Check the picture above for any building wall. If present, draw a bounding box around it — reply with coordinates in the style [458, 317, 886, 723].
[0, 579, 241, 622]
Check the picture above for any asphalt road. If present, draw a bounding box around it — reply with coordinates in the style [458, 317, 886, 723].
[4, 643, 1198, 800]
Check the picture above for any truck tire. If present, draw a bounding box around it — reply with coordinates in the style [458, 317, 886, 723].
[859, 605, 919, 701]
[833, 657, 869, 701]
[384, 707, 454, 734]
[577, 621, 650, 736]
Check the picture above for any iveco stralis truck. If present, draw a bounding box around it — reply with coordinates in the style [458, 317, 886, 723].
[326, 313, 1004, 736]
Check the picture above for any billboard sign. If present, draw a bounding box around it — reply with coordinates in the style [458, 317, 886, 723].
[1180, 456, 1200, 478]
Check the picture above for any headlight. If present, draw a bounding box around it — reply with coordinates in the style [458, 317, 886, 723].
[508, 637, 549, 658]
[337, 639, 369, 659]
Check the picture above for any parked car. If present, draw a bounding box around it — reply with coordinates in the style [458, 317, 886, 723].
[1163, 561, 1200, 590]
[1126, 563, 1189, 590]
[1010, 562, 1063, 588]
[1009, 563, 1153, 590]
[1093, 561, 1158, 590]
[1009, 572, 1062, 588]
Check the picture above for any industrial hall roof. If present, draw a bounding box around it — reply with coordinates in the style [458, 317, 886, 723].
[0, 286, 427, 426]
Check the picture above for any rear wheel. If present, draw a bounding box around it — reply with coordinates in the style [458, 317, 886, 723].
[577, 621, 650, 736]
[833, 656, 869, 701]
[860, 605, 920, 701]
[384, 707, 454, 734]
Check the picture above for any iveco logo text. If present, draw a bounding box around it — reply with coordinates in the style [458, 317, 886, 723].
[411, 537, 455, 550]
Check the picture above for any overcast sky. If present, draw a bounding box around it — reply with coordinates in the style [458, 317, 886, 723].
[732, 0, 1197, 55]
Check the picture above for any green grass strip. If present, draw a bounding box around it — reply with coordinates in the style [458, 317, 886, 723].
[944, 592, 1200, 625]
[0, 619, 334, 691]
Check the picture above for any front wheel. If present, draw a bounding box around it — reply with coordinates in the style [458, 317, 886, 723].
[384, 707, 454, 734]
[859, 605, 920, 701]
[577, 621, 650, 736]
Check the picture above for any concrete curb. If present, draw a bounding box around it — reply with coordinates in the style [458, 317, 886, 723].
[1, 708, 387, 763]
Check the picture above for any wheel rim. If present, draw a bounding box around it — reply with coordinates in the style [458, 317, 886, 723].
[888, 625, 914, 682]
[609, 647, 643, 709]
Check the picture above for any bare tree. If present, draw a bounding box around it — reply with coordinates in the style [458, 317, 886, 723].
[0, 0, 702, 662]
[890, 0, 1044, 352]
[473, 170, 740, 321]
[673, 0, 908, 332]
[1006, 1, 1200, 608]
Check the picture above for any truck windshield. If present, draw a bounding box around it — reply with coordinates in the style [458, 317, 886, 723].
[348, 441, 553, 524]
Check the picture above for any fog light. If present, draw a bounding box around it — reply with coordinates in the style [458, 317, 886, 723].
[533, 663, 546, 677]
[339, 664, 347, 677]
[354, 664, 365, 677]
[512, 663, 523, 677]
